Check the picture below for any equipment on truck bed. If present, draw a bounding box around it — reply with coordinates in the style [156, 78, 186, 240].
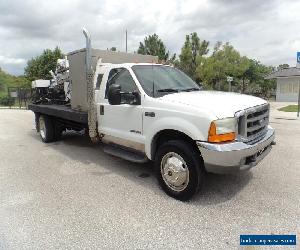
[32, 79, 51, 88]
[32, 57, 70, 105]
[31, 29, 158, 110]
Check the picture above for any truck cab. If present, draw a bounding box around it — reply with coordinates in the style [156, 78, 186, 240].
[94, 62, 274, 200]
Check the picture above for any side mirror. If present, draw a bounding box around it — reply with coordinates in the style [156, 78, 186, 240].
[107, 84, 121, 105]
[131, 90, 141, 105]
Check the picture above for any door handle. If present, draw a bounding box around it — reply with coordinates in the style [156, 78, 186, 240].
[145, 112, 155, 117]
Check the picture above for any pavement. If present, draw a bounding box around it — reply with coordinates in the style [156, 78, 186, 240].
[0, 104, 299, 249]
[269, 101, 299, 119]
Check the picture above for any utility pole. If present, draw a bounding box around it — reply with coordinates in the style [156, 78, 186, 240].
[125, 29, 128, 53]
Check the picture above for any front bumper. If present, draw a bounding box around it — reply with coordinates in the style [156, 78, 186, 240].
[196, 126, 275, 174]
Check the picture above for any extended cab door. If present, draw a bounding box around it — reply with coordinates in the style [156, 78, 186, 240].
[98, 68, 144, 152]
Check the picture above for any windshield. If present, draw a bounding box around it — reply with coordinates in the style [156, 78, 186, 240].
[132, 65, 200, 97]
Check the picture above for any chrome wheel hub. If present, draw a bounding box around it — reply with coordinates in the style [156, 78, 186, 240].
[39, 118, 46, 139]
[161, 152, 189, 192]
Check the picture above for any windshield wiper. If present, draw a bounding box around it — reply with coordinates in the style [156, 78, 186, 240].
[156, 87, 200, 93]
[157, 88, 179, 93]
[180, 87, 200, 92]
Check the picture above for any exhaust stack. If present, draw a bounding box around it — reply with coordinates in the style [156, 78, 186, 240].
[82, 28, 98, 142]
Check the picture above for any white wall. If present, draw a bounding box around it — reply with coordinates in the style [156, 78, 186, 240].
[276, 77, 300, 102]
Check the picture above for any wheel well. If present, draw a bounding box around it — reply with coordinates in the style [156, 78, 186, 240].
[151, 129, 200, 160]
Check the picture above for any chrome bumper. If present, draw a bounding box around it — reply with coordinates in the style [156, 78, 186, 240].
[197, 126, 275, 174]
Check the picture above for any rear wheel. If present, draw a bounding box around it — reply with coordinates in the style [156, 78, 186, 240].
[155, 140, 205, 201]
[38, 115, 55, 143]
[53, 123, 64, 141]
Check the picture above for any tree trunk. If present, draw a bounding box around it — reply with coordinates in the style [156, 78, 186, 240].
[241, 77, 245, 93]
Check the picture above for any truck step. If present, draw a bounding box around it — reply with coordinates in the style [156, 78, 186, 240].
[103, 144, 148, 163]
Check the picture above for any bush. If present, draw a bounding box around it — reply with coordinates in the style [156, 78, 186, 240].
[0, 95, 15, 106]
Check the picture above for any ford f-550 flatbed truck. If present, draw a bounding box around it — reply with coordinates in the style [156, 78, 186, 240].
[28, 29, 275, 201]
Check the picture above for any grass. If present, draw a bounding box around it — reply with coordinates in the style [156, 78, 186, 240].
[278, 105, 299, 112]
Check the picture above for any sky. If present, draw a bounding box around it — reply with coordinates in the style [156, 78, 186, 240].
[1, 0, 300, 75]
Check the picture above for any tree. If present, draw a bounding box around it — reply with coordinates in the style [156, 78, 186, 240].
[179, 32, 209, 81]
[0, 68, 30, 91]
[110, 47, 117, 51]
[277, 64, 289, 70]
[24, 47, 64, 81]
[237, 56, 251, 93]
[167, 53, 177, 65]
[0, 68, 30, 106]
[137, 34, 170, 61]
[196, 41, 275, 95]
[239, 59, 264, 93]
[250, 61, 274, 97]
[179, 35, 193, 77]
[197, 42, 243, 90]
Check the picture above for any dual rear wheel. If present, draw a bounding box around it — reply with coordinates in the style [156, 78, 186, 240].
[37, 115, 62, 143]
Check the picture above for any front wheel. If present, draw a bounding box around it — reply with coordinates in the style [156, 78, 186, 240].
[155, 140, 205, 201]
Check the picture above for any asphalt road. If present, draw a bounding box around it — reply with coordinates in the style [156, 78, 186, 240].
[0, 108, 299, 249]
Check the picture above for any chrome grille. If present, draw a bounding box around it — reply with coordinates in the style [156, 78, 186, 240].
[236, 104, 270, 143]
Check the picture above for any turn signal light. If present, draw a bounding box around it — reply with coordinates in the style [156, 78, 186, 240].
[208, 121, 236, 143]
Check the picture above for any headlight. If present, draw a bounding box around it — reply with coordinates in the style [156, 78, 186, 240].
[208, 117, 237, 143]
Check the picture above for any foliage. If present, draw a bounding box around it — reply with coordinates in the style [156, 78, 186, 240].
[277, 64, 289, 70]
[179, 32, 209, 80]
[278, 105, 298, 112]
[110, 47, 117, 51]
[168, 53, 177, 65]
[0, 95, 15, 106]
[136, 32, 276, 96]
[137, 34, 171, 61]
[24, 47, 64, 81]
[0, 68, 30, 95]
[195, 42, 274, 96]
[196, 42, 242, 89]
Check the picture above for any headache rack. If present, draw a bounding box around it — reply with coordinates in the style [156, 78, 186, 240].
[237, 104, 270, 144]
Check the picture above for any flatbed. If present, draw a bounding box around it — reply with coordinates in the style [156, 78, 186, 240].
[28, 104, 88, 124]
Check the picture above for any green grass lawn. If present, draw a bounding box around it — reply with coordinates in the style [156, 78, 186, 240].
[278, 105, 299, 112]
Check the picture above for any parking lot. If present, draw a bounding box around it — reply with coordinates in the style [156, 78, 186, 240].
[0, 104, 299, 249]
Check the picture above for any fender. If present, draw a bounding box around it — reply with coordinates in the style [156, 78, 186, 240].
[144, 116, 208, 160]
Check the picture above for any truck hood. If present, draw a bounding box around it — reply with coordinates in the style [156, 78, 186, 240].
[159, 90, 267, 118]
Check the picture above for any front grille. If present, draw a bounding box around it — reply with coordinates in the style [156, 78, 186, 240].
[236, 104, 269, 143]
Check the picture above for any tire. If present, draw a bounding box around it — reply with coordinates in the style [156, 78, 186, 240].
[155, 140, 205, 201]
[54, 128, 63, 141]
[34, 113, 40, 132]
[38, 115, 55, 143]
[53, 123, 64, 141]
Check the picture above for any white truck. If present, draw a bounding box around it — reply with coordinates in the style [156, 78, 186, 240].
[29, 29, 275, 200]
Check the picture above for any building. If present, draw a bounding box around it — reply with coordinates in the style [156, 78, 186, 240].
[266, 67, 300, 102]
